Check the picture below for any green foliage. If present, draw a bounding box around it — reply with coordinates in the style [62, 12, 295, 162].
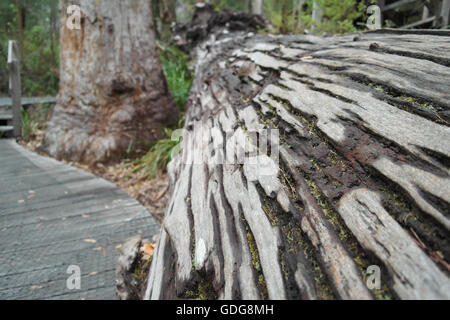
[0, 0, 59, 97]
[20, 107, 37, 141]
[264, 0, 292, 33]
[210, 0, 249, 12]
[158, 41, 193, 112]
[132, 128, 182, 179]
[206, 0, 367, 35]
[263, 0, 366, 34]
[306, 0, 366, 34]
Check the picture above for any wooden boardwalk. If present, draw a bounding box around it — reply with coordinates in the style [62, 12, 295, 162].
[0, 140, 159, 300]
[0, 96, 57, 108]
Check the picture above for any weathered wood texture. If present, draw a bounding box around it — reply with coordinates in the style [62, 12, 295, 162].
[144, 18, 450, 299]
[0, 97, 57, 137]
[0, 140, 159, 299]
[0, 96, 57, 108]
[44, 0, 178, 165]
[7, 41, 21, 138]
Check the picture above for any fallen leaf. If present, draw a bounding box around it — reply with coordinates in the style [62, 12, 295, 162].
[93, 245, 106, 256]
[83, 239, 97, 244]
[30, 285, 43, 290]
[89, 271, 98, 276]
[140, 242, 156, 259]
[154, 186, 168, 201]
[81, 213, 90, 218]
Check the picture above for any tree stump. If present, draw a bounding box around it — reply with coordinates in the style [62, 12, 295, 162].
[144, 11, 450, 300]
[44, 0, 178, 164]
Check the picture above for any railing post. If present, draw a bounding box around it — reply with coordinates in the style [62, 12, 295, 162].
[8, 40, 22, 138]
[440, 0, 450, 27]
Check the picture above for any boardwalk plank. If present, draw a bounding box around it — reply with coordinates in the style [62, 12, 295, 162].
[0, 140, 159, 300]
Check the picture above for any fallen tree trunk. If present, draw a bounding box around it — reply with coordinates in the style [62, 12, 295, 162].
[143, 12, 450, 300]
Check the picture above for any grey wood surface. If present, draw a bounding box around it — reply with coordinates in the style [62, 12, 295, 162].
[0, 140, 159, 299]
[7, 41, 21, 138]
[0, 96, 57, 108]
[145, 20, 450, 300]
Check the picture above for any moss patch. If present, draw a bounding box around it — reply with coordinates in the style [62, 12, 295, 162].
[240, 213, 268, 300]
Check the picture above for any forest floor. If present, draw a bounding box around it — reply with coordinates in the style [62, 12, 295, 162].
[19, 116, 170, 224]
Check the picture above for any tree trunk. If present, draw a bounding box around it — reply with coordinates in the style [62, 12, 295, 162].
[14, 0, 25, 66]
[49, 0, 58, 66]
[280, 0, 289, 33]
[44, 0, 178, 164]
[175, 0, 192, 24]
[311, 0, 322, 32]
[160, 0, 176, 23]
[293, 0, 306, 31]
[250, 0, 264, 15]
[143, 10, 450, 300]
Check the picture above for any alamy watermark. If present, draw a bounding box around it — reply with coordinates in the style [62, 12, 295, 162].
[366, 265, 381, 290]
[366, 5, 382, 30]
[170, 121, 280, 178]
[66, 265, 81, 290]
[66, 5, 81, 30]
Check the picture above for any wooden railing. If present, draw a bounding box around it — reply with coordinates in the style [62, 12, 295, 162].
[7, 40, 21, 138]
[0, 40, 57, 138]
[378, 0, 450, 29]
[0, 96, 57, 108]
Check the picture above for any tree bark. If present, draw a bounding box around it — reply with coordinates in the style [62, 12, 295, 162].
[14, 0, 25, 66]
[143, 13, 450, 300]
[175, 0, 192, 24]
[49, 0, 58, 66]
[249, 0, 264, 15]
[44, 0, 178, 164]
[292, 0, 306, 31]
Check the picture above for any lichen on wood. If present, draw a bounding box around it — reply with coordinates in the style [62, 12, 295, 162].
[143, 7, 450, 300]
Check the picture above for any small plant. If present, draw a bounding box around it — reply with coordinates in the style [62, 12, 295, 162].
[132, 128, 182, 179]
[21, 107, 38, 141]
[298, 0, 366, 34]
[158, 41, 193, 112]
[263, 0, 366, 34]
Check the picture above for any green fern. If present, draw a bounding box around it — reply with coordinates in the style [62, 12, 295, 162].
[132, 128, 182, 179]
[21, 107, 38, 141]
[158, 41, 193, 112]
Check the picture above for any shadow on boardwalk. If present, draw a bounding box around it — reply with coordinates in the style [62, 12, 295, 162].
[0, 140, 159, 300]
